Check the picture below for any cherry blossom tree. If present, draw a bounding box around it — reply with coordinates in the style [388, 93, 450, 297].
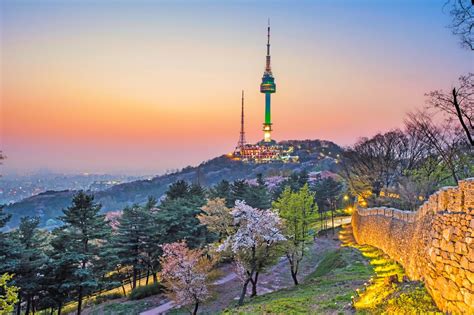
[160, 242, 212, 315]
[219, 201, 286, 305]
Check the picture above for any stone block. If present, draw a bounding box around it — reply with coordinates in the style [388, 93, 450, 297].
[467, 270, 474, 284]
[461, 289, 473, 307]
[460, 256, 470, 269]
[443, 227, 454, 241]
[468, 250, 474, 263]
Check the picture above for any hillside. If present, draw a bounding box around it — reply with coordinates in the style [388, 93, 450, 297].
[4, 139, 343, 228]
[77, 225, 439, 315]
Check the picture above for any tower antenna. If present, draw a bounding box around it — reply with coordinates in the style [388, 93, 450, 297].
[266, 19, 271, 72]
[237, 90, 246, 149]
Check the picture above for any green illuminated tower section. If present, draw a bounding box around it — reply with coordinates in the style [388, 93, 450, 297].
[260, 22, 276, 143]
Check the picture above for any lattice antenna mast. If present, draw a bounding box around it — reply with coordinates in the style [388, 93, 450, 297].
[266, 18, 271, 73]
[238, 90, 246, 148]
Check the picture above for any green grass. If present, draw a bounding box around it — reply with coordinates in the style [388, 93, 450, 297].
[223, 247, 372, 314]
[225, 224, 440, 315]
[83, 225, 440, 315]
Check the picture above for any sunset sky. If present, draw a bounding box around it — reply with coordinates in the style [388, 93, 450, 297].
[1, 0, 472, 175]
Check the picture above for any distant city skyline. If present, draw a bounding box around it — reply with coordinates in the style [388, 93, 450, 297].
[1, 0, 471, 175]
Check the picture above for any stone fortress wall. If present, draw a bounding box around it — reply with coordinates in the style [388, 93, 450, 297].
[352, 178, 474, 314]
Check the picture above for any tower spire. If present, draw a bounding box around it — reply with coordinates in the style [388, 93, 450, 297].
[237, 90, 246, 148]
[266, 19, 271, 73]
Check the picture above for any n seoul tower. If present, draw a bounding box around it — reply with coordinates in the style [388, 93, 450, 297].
[260, 20, 276, 143]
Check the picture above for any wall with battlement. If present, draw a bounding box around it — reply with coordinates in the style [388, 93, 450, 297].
[352, 178, 474, 314]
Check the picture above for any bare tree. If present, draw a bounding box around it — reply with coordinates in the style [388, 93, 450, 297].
[341, 130, 426, 202]
[447, 0, 474, 51]
[426, 73, 474, 145]
[405, 110, 469, 184]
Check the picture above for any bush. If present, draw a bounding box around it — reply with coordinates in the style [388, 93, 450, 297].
[129, 283, 163, 300]
[94, 292, 123, 304]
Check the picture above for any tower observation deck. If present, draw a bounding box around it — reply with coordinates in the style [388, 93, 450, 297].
[260, 21, 276, 143]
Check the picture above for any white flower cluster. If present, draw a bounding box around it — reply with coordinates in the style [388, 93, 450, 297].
[219, 200, 286, 254]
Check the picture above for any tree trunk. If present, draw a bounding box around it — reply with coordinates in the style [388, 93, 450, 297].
[25, 296, 31, 315]
[132, 267, 137, 289]
[288, 256, 299, 285]
[291, 270, 299, 285]
[58, 301, 62, 315]
[16, 294, 21, 315]
[146, 269, 150, 285]
[121, 282, 126, 296]
[238, 278, 251, 306]
[192, 301, 199, 315]
[153, 272, 158, 283]
[331, 207, 335, 235]
[250, 272, 259, 297]
[320, 211, 323, 232]
[453, 88, 474, 146]
[77, 287, 83, 315]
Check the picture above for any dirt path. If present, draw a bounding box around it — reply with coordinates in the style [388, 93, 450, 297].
[139, 271, 240, 315]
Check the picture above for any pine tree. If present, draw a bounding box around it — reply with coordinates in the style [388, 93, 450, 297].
[12, 216, 48, 315]
[312, 178, 343, 229]
[209, 180, 232, 207]
[189, 183, 206, 200]
[0, 206, 19, 276]
[156, 197, 213, 249]
[230, 180, 249, 206]
[114, 204, 149, 289]
[165, 180, 190, 200]
[141, 196, 162, 284]
[273, 171, 309, 200]
[56, 191, 114, 315]
[246, 174, 271, 209]
[44, 228, 76, 315]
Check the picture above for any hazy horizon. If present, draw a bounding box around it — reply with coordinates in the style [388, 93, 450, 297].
[1, 0, 471, 175]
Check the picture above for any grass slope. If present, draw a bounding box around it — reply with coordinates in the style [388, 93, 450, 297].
[72, 225, 440, 315]
[226, 225, 440, 314]
[224, 247, 371, 314]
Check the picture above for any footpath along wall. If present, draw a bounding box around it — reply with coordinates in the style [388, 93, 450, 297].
[352, 178, 474, 314]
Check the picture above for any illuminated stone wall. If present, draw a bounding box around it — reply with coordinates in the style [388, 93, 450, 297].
[352, 178, 474, 314]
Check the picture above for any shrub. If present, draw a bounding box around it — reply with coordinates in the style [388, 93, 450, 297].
[94, 292, 123, 304]
[129, 283, 163, 300]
